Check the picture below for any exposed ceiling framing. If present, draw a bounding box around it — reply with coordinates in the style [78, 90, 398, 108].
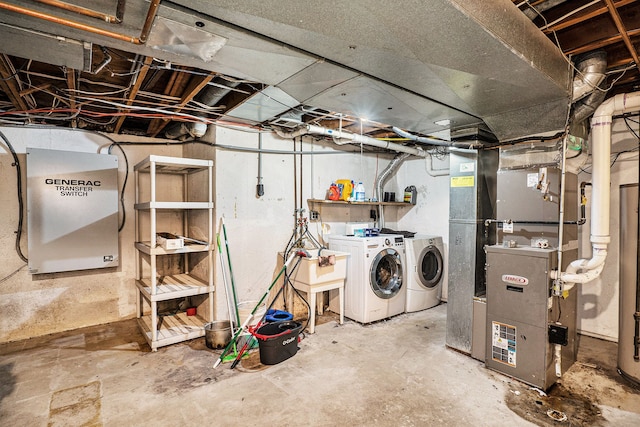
[0, 0, 638, 148]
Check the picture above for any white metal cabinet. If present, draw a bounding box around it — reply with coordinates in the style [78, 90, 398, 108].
[134, 155, 214, 351]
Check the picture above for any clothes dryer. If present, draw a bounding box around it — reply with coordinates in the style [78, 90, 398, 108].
[405, 235, 444, 312]
[328, 234, 406, 323]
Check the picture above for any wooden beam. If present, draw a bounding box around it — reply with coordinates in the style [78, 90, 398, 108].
[0, 54, 29, 112]
[66, 68, 77, 128]
[19, 83, 52, 97]
[149, 73, 216, 138]
[113, 56, 153, 134]
[145, 67, 191, 135]
[565, 28, 640, 56]
[604, 0, 640, 67]
[543, 0, 636, 34]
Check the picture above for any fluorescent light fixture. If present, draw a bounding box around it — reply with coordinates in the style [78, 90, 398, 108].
[434, 119, 451, 126]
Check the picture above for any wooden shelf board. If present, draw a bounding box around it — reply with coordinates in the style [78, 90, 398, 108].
[307, 198, 411, 206]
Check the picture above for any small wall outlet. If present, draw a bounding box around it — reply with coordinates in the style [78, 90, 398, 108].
[310, 210, 319, 221]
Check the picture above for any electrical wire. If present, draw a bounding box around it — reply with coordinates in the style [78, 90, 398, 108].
[539, 0, 600, 31]
[107, 142, 129, 232]
[0, 130, 28, 262]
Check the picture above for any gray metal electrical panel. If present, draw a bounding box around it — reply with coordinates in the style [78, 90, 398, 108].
[485, 245, 577, 390]
[27, 148, 119, 274]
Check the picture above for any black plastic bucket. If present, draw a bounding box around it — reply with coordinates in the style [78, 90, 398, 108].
[254, 320, 302, 365]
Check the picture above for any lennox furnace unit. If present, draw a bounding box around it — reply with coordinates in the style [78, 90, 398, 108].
[484, 167, 578, 390]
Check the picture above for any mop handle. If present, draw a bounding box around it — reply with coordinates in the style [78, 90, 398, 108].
[213, 253, 297, 369]
[216, 233, 236, 332]
[221, 216, 241, 327]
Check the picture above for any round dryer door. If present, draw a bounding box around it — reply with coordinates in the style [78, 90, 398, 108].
[418, 245, 443, 289]
[369, 248, 403, 299]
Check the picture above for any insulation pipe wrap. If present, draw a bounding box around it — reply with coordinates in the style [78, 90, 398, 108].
[555, 91, 640, 286]
[274, 125, 427, 157]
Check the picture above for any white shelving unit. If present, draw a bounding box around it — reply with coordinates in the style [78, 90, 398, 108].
[134, 155, 214, 351]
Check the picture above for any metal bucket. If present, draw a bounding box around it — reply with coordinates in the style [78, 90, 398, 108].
[204, 320, 231, 349]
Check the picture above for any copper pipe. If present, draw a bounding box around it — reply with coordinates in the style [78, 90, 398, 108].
[34, 0, 122, 24]
[139, 0, 160, 43]
[0, 0, 159, 44]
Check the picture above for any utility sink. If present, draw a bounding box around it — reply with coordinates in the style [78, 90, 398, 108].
[290, 250, 349, 285]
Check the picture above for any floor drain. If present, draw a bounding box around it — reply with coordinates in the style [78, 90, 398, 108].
[546, 409, 568, 422]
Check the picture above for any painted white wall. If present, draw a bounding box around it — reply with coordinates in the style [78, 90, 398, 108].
[575, 118, 639, 341]
[209, 126, 400, 318]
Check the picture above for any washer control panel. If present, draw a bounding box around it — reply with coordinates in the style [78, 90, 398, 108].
[385, 236, 405, 249]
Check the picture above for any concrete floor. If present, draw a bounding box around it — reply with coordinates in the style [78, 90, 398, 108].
[1, 303, 639, 426]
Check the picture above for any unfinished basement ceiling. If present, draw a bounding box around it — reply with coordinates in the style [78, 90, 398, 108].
[0, 0, 638, 146]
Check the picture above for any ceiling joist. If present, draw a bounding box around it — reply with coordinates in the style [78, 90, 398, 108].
[0, 54, 29, 112]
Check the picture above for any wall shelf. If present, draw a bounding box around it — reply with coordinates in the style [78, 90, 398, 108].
[134, 155, 214, 351]
[307, 198, 412, 207]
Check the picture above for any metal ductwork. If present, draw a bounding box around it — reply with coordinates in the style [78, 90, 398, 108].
[1, 0, 571, 142]
[196, 76, 241, 106]
[164, 121, 207, 140]
[169, 0, 571, 141]
[571, 51, 608, 125]
[522, 0, 568, 20]
[375, 153, 411, 228]
[164, 76, 240, 139]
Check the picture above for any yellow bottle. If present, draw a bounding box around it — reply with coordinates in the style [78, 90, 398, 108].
[336, 179, 353, 201]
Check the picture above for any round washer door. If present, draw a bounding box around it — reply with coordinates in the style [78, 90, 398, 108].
[369, 248, 403, 299]
[417, 245, 443, 289]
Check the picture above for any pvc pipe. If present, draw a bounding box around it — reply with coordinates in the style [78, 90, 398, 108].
[556, 136, 568, 293]
[555, 344, 562, 377]
[557, 91, 640, 285]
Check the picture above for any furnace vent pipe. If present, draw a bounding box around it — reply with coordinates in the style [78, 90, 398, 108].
[274, 124, 427, 157]
[375, 153, 411, 228]
[164, 121, 207, 140]
[571, 51, 607, 125]
[554, 91, 640, 286]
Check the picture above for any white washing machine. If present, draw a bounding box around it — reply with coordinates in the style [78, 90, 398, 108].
[328, 234, 406, 323]
[405, 235, 444, 312]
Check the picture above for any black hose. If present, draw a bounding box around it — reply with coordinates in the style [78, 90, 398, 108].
[0, 131, 27, 262]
